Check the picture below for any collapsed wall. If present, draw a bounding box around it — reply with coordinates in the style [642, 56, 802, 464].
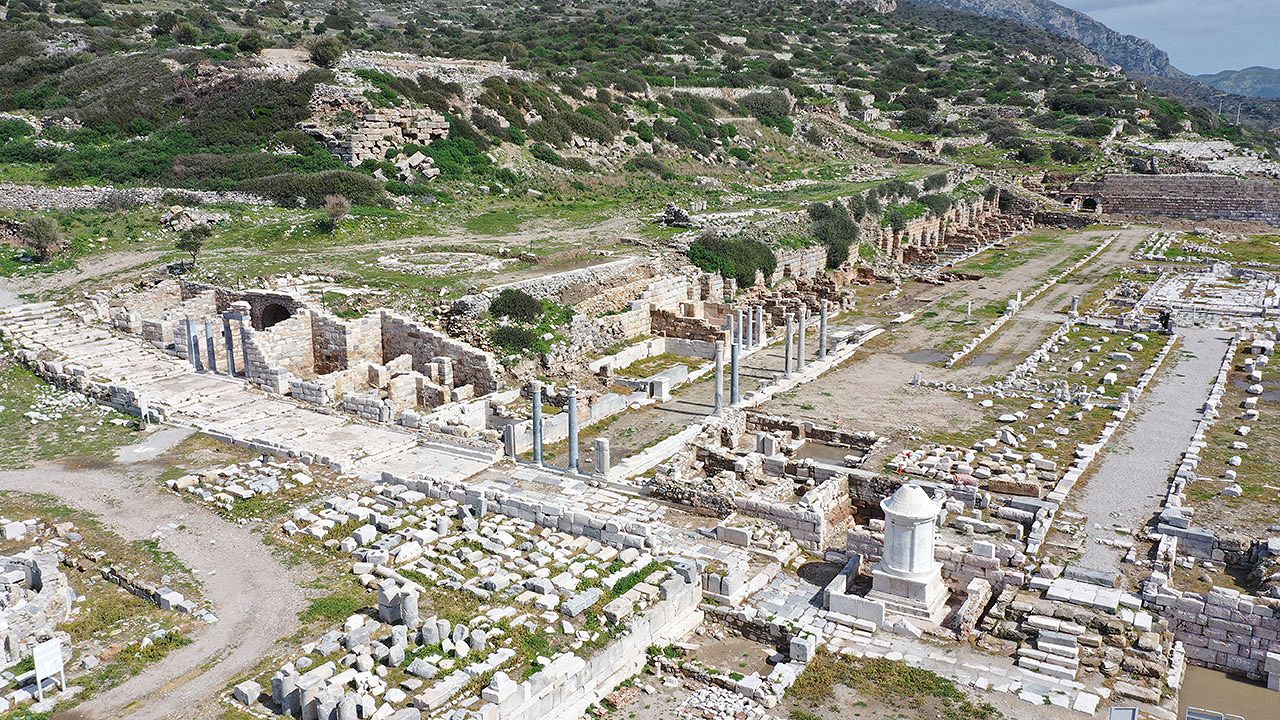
[0, 553, 75, 664]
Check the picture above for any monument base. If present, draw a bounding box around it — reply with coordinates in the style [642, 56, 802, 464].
[867, 566, 950, 625]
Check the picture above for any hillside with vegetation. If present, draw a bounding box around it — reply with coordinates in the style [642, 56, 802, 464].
[0, 0, 1275, 327]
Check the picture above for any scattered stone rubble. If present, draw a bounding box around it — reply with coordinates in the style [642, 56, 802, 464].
[256, 481, 703, 720]
[166, 456, 322, 513]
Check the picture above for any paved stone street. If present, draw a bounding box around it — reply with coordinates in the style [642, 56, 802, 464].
[1072, 328, 1233, 578]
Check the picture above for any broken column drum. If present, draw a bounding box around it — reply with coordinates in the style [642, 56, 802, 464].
[867, 484, 950, 623]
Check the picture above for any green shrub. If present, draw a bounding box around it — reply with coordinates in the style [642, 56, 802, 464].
[919, 193, 955, 216]
[0, 118, 32, 143]
[529, 142, 564, 167]
[808, 202, 857, 269]
[1050, 141, 1086, 164]
[490, 288, 543, 323]
[687, 233, 776, 287]
[308, 36, 344, 68]
[239, 170, 385, 207]
[416, 135, 492, 179]
[625, 155, 675, 180]
[491, 326, 536, 353]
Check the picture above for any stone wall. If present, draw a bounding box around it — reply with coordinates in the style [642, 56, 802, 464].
[772, 247, 827, 282]
[746, 413, 881, 450]
[1144, 577, 1279, 680]
[451, 258, 654, 318]
[0, 182, 267, 210]
[380, 312, 499, 395]
[1063, 174, 1280, 225]
[388, 474, 658, 551]
[251, 311, 316, 378]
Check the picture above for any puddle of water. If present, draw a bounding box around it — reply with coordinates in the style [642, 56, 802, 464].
[902, 350, 949, 364]
[969, 352, 1003, 367]
[1227, 377, 1280, 402]
[1177, 665, 1273, 719]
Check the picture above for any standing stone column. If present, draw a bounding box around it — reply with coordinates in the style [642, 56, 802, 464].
[713, 340, 725, 415]
[566, 386, 580, 473]
[186, 320, 204, 372]
[755, 306, 765, 347]
[783, 314, 794, 378]
[797, 307, 808, 371]
[531, 380, 544, 467]
[743, 306, 753, 348]
[1071, 295, 1081, 314]
[730, 339, 741, 405]
[204, 319, 218, 373]
[222, 316, 238, 376]
[735, 307, 745, 346]
[819, 301, 829, 359]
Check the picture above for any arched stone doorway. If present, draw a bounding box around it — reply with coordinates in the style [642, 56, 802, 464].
[260, 303, 292, 329]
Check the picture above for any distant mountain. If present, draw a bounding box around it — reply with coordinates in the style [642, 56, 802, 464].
[1198, 67, 1280, 100]
[906, 0, 1180, 77]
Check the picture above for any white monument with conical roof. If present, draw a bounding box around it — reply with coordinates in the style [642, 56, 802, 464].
[867, 483, 950, 623]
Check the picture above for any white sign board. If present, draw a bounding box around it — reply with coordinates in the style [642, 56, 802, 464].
[32, 638, 65, 702]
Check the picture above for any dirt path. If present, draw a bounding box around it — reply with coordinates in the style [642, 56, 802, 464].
[0, 250, 165, 306]
[948, 227, 1149, 383]
[0, 430, 306, 720]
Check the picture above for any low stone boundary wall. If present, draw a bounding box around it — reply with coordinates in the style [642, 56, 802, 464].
[495, 573, 703, 720]
[948, 232, 1118, 367]
[385, 474, 658, 551]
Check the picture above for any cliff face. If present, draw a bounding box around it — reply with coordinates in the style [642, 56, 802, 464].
[1197, 67, 1280, 101]
[907, 0, 1179, 77]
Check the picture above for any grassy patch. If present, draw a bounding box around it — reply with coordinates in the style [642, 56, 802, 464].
[300, 590, 370, 623]
[788, 651, 1000, 720]
[613, 352, 699, 380]
[0, 358, 138, 468]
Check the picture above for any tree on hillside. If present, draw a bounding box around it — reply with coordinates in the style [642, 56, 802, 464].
[323, 193, 351, 232]
[176, 225, 211, 268]
[23, 217, 64, 262]
[309, 36, 344, 68]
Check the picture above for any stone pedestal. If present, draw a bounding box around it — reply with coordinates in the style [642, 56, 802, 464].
[867, 484, 950, 623]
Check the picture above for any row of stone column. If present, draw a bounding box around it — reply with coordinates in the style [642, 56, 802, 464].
[781, 300, 831, 378]
[183, 301, 252, 378]
[713, 304, 769, 415]
[526, 381, 610, 476]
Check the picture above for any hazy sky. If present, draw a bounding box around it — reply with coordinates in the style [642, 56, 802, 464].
[1055, 0, 1279, 75]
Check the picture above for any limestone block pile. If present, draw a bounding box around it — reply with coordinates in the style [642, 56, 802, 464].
[989, 578, 1176, 702]
[166, 456, 317, 511]
[259, 481, 704, 719]
[305, 108, 450, 167]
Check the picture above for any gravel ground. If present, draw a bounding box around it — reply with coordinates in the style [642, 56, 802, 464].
[1071, 327, 1232, 577]
[0, 429, 307, 720]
